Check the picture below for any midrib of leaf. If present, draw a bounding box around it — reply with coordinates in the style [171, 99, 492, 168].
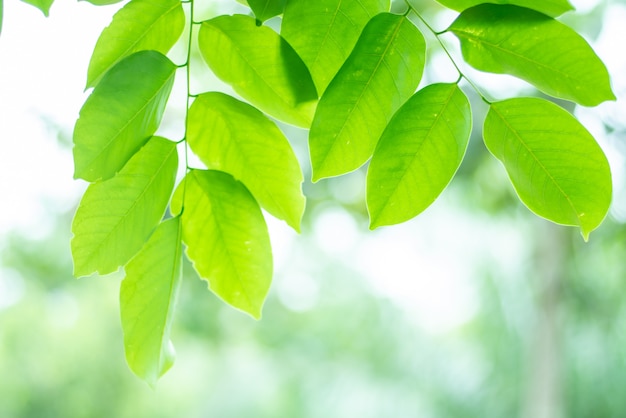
[454, 29, 573, 82]
[316, 16, 406, 173]
[83, 144, 176, 271]
[308, 0, 343, 78]
[84, 71, 174, 175]
[376, 87, 456, 217]
[158, 217, 182, 363]
[90, 2, 180, 85]
[491, 106, 579, 219]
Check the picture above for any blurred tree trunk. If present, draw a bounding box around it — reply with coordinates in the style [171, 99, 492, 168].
[522, 221, 568, 418]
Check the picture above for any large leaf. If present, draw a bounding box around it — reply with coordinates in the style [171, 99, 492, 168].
[19, 0, 54, 16]
[73, 51, 176, 182]
[86, 0, 184, 88]
[171, 170, 272, 319]
[120, 216, 182, 386]
[448, 4, 615, 106]
[281, 0, 389, 94]
[71, 136, 178, 276]
[309, 13, 426, 181]
[187, 92, 305, 232]
[247, 0, 285, 22]
[367, 83, 471, 228]
[434, 0, 573, 17]
[198, 14, 317, 128]
[483, 98, 611, 239]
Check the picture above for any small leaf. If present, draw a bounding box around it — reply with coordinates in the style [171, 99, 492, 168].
[187, 92, 305, 231]
[86, 0, 185, 88]
[367, 83, 471, 228]
[247, 0, 285, 22]
[281, 0, 389, 94]
[71, 137, 178, 276]
[19, 0, 54, 16]
[121, 216, 182, 386]
[435, 0, 573, 17]
[198, 14, 317, 128]
[483, 98, 612, 239]
[448, 4, 615, 106]
[171, 170, 272, 319]
[309, 13, 426, 181]
[73, 51, 176, 182]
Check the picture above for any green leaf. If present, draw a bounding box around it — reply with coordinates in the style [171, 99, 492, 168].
[448, 4, 615, 106]
[309, 13, 426, 181]
[483, 98, 611, 239]
[198, 14, 318, 128]
[120, 216, 182, 386]
[187, 92, 305, 232]
[82, 0, 125, 4]
[281, 0, 389, 94]
[171, 170, 272, 319]
[19, 0, 54, 16]
[86, 0, 185, 88]
[73, 51, 176, 182]
[367, 83, 471, 228]
[71, 136, 178, 276]
[434, 0, 573, 17]
[247, 0, 285, 22]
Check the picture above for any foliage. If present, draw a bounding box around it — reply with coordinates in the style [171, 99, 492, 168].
[12, 0, 616, 382]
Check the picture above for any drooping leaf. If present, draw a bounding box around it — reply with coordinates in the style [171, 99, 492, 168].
[367, 83, 471, 228]
[86, 0, 185, 88]
[120, 216, 182, 386]
[281, 0, 389, 94]
[187, 92, 305, 232]
[247, 0, 285, 22]
[171, 170, 272, 319]
[73, 51, 176, 182]
[19, 0, 54, 16]
[483, 98, 611, 239]
[198, 14, 318, 128]
[434, 0, 573, 17]
[71, 136, 178, 276]
[309, 13, 426, 181]
[448, 4, 615, 106]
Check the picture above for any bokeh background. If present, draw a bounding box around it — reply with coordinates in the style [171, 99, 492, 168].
[2, 0, 626, 416]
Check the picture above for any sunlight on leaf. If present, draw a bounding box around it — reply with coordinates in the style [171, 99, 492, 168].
[309, 13, 426, 181]
[121, 216, 182, 387]
[367, 83, 471, 228]
[171, 170, 272, 319]
[73, 51, 176, 182]
[247, 0, 285, 22]
[187, 92, 305, 232]
[483, 98, 612, 239]
[282, 0, 389, 94]
[434, 0, 573, 17]
[86, 0, 184, 88]
[198, 14, 317, 128]
[19, 0, 54, 16]
[71, 137, 177, 276]
[448, 4, 615, 106]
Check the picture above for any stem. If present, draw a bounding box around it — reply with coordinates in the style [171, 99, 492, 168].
[180, 0, 196, 210]
[404, 0, 491, 104]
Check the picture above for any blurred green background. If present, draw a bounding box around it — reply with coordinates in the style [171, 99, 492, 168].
[2, 0, 626, 417]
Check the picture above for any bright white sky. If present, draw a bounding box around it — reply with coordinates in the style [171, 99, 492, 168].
[1, 0, 624, 331]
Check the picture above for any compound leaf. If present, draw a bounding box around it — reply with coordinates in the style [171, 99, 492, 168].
[72, 136, 178, 276]
[19, 0, 54, 16]
[367, 83, 471, 228]
[484, 98, 611, 239]
[281, 0, 389, 94]
[187, 92, 305, 232]
[198, 14, 317, 128]
[434, 0, 573, 17]
[448, 4, 615, 106]
[309, 13, 426, 181]
[121, 216, 182, 386]
[171, 170, 272, 319]
[86, 0, 184, 88]
[73, 51, 176, 182]
[247, 0, 285, 22]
